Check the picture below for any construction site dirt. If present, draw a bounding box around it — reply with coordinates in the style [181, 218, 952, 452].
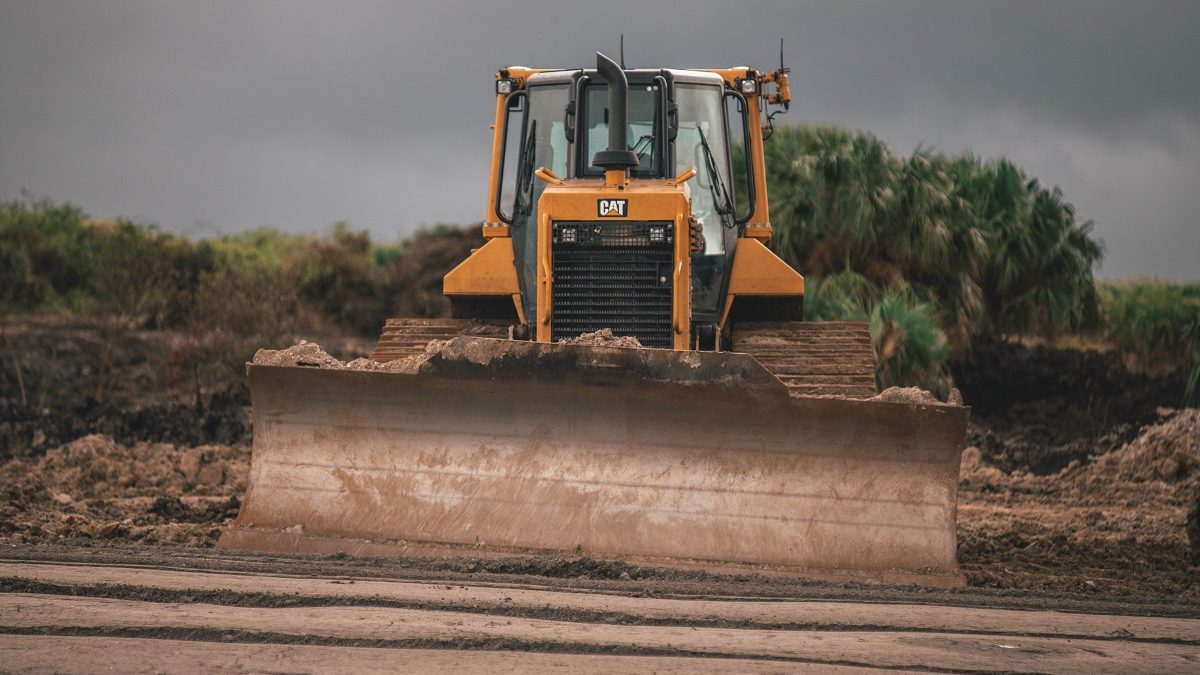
[2, 316, 1199, 671]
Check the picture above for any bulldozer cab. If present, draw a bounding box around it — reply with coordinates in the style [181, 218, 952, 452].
[502, 70, 743, 327]
[470, 57, 790, 348]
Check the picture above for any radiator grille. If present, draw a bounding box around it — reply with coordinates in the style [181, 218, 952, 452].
[551, 221, 674, 348]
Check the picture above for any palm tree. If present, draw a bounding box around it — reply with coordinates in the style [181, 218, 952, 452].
[760, 123, 1104, 389]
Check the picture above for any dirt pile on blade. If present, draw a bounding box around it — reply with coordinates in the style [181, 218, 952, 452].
[0, 434, 247, 546]
[561, 329, 644, 349]
[876, 387, 953, 406]
[252, 341, 345, 368]
[254, 340, 434, 374]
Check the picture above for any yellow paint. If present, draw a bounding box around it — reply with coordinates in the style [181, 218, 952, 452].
[464, 63, 802, 351]
[702, 66, 792, 242]
[726, 238, 805, 296]
[534, 166, 563, 184]
[718, 237, 805, 329]
[670, 167, 697, 185]
[443, 237, 520, 295]
[535, 177, 692, 350]
[484, 67, 553, 237]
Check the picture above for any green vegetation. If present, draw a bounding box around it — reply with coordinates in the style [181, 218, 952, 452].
[0, 195, 467, 340]
[760, 124, 1106, 393]
[1098, 280, 1200, 403]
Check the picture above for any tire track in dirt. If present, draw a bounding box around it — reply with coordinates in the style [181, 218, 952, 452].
[7, 545, 1200, 618]
[4, 593, 1199, 673]
[0, 635, 866, 675]
[3, 562, 1197, 644]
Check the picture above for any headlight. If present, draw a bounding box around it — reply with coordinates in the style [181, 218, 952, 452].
[559, 227, 577, 244]
[737, 78, 757, 95]
[649, 226, 666, 243]
[495, 78, 515, 95]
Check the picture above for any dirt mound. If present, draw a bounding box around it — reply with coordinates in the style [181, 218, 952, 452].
[1083, 409, 1200, 485]
[0, 434, 248, 547]
[876, 386, 948, 406]
[961, 408, 1200, 492]
[254, 341, 433, 375]
[956, 409, 1200, 595]
[4, 434, 246, 498]
[953, 338, 1187, 475]
[252, 340, 344, 368]
[561, 329, 643, 349]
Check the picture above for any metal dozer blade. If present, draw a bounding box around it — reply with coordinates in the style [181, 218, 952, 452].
[219, 336, 970, 586]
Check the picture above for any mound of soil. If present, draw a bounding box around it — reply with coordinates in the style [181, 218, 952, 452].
[957, 408, 1200, 596]
[953, 338, 1188, 474]
[561, 329, 644, 349]
[1084, 408, 1200, 485]
[876, 386, 948, 406]
[0, 434, 248, 547]
[252, 340, 344, 368]
[253, 340, 432, 374]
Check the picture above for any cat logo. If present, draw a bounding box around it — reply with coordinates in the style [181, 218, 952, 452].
[597, 199, 628, 218]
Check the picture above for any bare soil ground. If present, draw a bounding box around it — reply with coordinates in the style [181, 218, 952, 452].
[2, 554, 1199, 673]
[2, 316, 1199, 671]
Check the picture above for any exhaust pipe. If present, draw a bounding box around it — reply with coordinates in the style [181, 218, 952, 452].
[591, 52, 640, 170]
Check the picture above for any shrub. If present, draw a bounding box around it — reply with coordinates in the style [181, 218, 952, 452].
[805, 273, 951, 395]
[0, 196, 97, 312]
[762, 125, 1104, 354]
[1099, 279, 1200, 403]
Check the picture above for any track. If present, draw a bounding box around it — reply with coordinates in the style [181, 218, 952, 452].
[2, 551, 1199, 673]
[732, 321, 877, 398]
[369, 317, 508, 361]
[369, 317, 879, 399]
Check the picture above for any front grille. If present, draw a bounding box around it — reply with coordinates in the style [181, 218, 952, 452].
[551, 221, 674, 348]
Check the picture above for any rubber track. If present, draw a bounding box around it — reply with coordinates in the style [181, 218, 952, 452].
[731, 321, 877, 399]
[369, 318, 508, 362]
[370, 318, 877, 400]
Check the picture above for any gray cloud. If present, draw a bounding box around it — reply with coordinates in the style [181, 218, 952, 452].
[1, 0, 1197, 278]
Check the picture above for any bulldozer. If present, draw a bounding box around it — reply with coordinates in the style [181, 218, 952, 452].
[219, 53, 970, 586]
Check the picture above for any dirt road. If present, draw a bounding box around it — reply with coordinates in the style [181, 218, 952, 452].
[2, 547, 1199, 673]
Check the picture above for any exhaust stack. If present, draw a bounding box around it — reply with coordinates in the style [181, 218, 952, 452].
[591, 52, 639, 170]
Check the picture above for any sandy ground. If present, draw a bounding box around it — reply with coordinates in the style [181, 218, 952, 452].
[2, 556, 1199, 673]
[2, 637, 866, 675]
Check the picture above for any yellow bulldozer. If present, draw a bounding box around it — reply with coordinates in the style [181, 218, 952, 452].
[219, 53, 970, 586]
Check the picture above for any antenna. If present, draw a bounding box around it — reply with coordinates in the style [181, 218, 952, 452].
[780, 38, 785, 70]
[620, 34, 626, 69]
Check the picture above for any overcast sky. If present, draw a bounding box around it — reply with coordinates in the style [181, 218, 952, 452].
[1, 1, 1197, 280]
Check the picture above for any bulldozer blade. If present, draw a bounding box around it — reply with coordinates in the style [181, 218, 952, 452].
[219, 337, 969, 586]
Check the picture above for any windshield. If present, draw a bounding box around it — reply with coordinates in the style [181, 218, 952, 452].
[581, 82, 662, 177]
[674, 84, 732, 255]
[512, 84, 570, 324]
[674, 83, 734, 321]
